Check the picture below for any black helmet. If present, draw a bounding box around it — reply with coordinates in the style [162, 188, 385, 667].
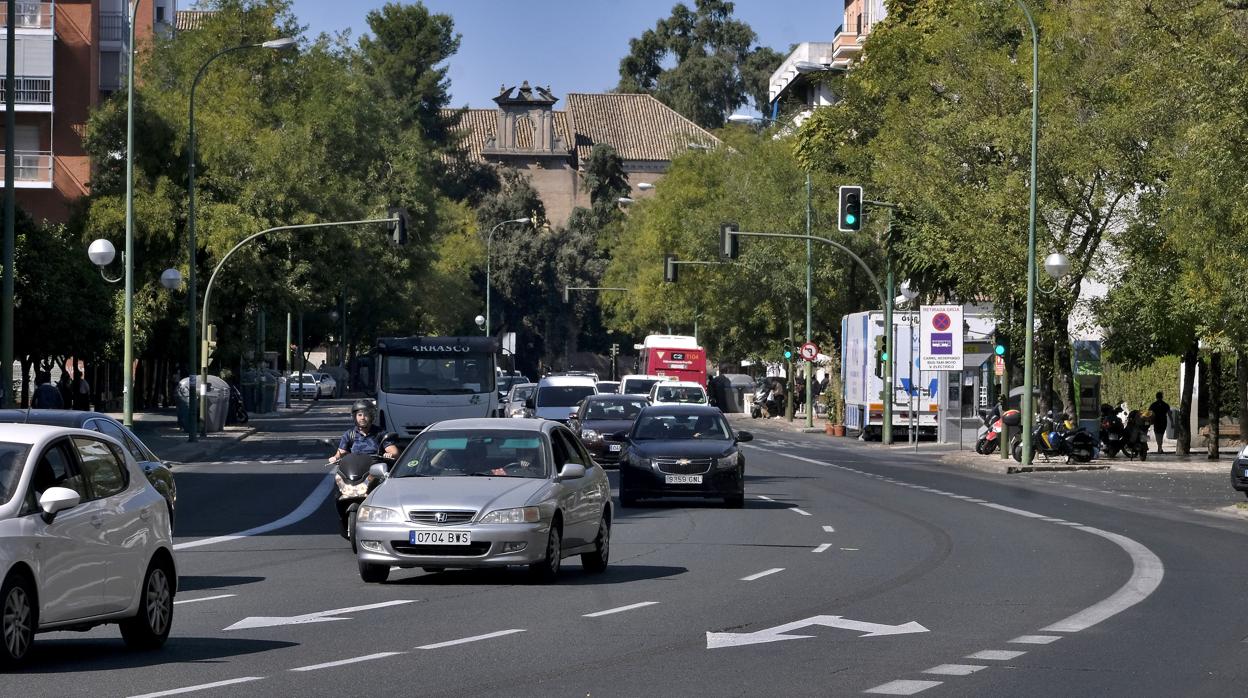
[351, 399, 377, 419]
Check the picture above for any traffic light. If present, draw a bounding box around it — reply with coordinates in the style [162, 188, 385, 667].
[664, 254, 678, 283]
[204, 324, 218, 363]
[720, 222, 739, 260]
[782, 342, 794, 361]
[387, 206, 408, 246]
[873, 334, 888, 378]
[838, 185, 863, 232]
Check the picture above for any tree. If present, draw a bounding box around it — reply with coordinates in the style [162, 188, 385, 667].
[617, 0, 782, 129]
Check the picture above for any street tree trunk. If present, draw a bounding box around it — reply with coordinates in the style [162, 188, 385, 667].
[1208, 351, 1222, 460]
[1238, 350, 1247, 446]
[1053, 331, 1076, 420]
[1177, 342, 1197, 455]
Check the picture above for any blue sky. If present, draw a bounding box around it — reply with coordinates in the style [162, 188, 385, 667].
[287, 0, 844, 109]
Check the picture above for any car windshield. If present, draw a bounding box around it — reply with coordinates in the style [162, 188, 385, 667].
[510, 385, 535, 401]
[0, 441, 30, 506]
[656, 386, 707, 404]
[537, 385, 595, 407]
[382, 353, 495, 395]
[584, 399, 647, 421]
[596, 382, 620, 393]
[393, 430, 549, 479]
[622, 378, 662, 395]
[633, 413, 730, 441]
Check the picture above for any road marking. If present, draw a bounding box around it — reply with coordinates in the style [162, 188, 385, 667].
[790, 507, 812, 516]
[966, 650, 1026, 660]
[583, 602, 659, 617]
[175, 472, 335, 550]
[291, 652, 404, 672]
[923, 664, 987, 676]
[812, 543, 833, 553]
[417, 629, 526, 649]
[864, 679, 943, 695]
[1010, 635, 1061, 644]
[174, 594, 236, 606]
[741, 568, 785, 581]
[225, 600, 416, 631]
[841, 548, 859, 551]
[822, 525, 835, 533]
[757, 495, 774, 501]
[1040, 525, 1164, 633]
[129, 677, 265, 698]
[707, 615, 927, 648]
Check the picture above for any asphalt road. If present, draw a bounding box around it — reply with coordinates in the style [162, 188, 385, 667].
[9, 400, 1248, 696]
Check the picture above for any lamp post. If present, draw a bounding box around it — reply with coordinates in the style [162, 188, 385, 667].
[1013, 0, 1041, 467]
[484, 217, 531, 337]
[185, 36, 295, 441]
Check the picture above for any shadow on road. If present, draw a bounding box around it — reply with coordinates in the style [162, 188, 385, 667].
[384, 564, 687, 587]
[13, 636, 297, 674]
[177, 575, 267, 592]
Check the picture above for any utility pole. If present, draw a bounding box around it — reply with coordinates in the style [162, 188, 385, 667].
[2, 1, 16, 407]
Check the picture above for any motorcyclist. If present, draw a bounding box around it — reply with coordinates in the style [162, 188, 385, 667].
[330, 399, 400, 462]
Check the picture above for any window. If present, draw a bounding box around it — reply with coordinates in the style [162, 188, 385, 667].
[0, 442, 30, 507]
[537, 385, 595, 408]
[89, 418, 147, 463]
[553, 430, 586, 467]
[24, 441, 86, 513]
[72, 437, 128, 499]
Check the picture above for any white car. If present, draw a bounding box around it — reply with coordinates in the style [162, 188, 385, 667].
[288, 372, 320, 399]
[0, 424, 176, 666]
[648, 380, 709, 406]
[317, 372, 337, 398]
[618, 374, 667, 396]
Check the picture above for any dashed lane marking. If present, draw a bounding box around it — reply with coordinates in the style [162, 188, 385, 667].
[966, 650, 1026, 661]
[1010, 635, 1061, 644]
[290, 652, 404, 672]
[922, 664, 987, 676]
[173, 594, 236, 606]
[822, 525, 835, 533]
[790, 507, 812, 516]
[416, 629, 526, 649]
[757, 495, 774, 501]
[740, 568, 785, 581]
[129, 677, 265, 698]
[583, 602, 660, 618]
[812, 543, 833, 553]
[864, 680, 943, 695]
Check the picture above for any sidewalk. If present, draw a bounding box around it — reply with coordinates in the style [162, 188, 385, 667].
[110, 400, 318, 463]
[725, 412, 1241, 476]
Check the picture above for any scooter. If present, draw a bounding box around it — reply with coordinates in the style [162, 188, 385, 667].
[1099, 410, 1125, 458]
[228, 385, 249, 424]
[1120, 410, 1150, 461]
[975, 407, 1016, 455]
[333, 446, 397, 553]
[1011, 413, 1097, 463]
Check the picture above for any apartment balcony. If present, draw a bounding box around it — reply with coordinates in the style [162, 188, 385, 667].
[1, 76, 52, 111]
[99, 10, 125, 44]
[832, 20, 865, 61]
[0, 2, 54, 31]
[0, 150, 52, 187]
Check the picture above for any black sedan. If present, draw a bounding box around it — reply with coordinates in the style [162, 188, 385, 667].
[568, 394, 649, 467]
[616, 405, 751, 508]
[0, 409, 177, 526]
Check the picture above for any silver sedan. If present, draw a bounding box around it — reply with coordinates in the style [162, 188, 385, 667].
[354, 418, 612, 583]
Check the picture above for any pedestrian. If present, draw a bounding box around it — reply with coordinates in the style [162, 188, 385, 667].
[31, 371, 63, 409]
[57, 372, 72, 407]
[71, 370, 91, 411]
[1148, 391, 1172, 454]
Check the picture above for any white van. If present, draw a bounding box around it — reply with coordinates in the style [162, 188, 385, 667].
[532, 375, 598, 423]
[619, 374, 667, 396]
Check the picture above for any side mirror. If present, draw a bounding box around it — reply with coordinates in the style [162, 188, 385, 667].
[369, 463, 389, 480]
[39, 486, 81, 520]
[556, 463, 586, 481]
[525, 397, 536, 410]
[736, 430, 754, 443]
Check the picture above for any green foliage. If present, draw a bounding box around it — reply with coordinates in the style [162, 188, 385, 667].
[617, 0, 781, 128]
[359, 1, 460, 142]
[1100, 357, 1180, 414]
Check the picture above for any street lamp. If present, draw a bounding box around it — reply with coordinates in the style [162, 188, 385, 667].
[185, 35, 296, 441]
[88, 239, 122, 282]
[637, 182, 655, 191]
[160, 268, 184, 290]
[617, 197, 635, 205]
[484, 217, 533, 337]
[474, 315, 486, 332]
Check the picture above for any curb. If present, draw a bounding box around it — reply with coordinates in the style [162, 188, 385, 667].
[1005, 464, 1112, 474]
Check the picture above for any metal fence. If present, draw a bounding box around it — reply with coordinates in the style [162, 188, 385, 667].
[99, 10, 125, 42]
[0, 76, 51, 105]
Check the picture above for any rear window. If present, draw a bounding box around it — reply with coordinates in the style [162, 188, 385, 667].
[0, 442, 30, 506]
[622, 378, 661, 395]
[537, 385, 595, 408]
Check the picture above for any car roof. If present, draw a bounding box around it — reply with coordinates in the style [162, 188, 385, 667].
[425, 418, 556, 433]
[0, 409, 104, 428]
[657, 381, 704, 389]
[537, 375, 597, 387]
[0, 422, 112, 446]
[621, 374, 666, 381]
[585, 393, 645, 403]
[640, 404, 721, 415]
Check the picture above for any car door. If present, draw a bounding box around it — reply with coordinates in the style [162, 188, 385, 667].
[89, 418, 171, 509]
[22, 439, 110, 622]
[567, 430, 609, 533]
[551, 428, 598, 547]
[71, 436, 147, 612]
[548, 430, 585, 547]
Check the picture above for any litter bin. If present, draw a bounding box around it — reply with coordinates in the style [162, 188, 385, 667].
[259, 372, 278, 413]
[718, 374, 756, 414]
[175, 375, 231, 433]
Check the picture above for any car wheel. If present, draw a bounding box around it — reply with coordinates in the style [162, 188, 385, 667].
[120, 559, 174, 649]
[1, 571, 36, 667]
[359, 561, 390, 584]
[725, 493, 745, 509]
[346, 503, 359, 554]
[581, 518, 610, 573]
[528, 524, 562, 583]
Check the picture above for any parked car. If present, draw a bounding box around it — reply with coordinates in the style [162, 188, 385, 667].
[1230, 444, 1248, 498]
[0, 410, 176, 527]
[567, 394, 648, 467]
[530, 375, 597, 423]
[595, 381, 621, 394]
[497, 373, 531, 402]
[619, 374, 667, 396]
[649, 380, 709, 406]
[616, 404, 751, 508]
[0, 423, 177, 665]
[353, 418, 612, 583]
[503, 383, 537, 418]
[288, 372, 320, 399]
[317, 372, 337, 398]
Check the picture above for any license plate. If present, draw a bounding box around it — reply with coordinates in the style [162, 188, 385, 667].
[608, 444, 622, 452]
[665, 474, 702, 484]
[409, 530, 472, 545]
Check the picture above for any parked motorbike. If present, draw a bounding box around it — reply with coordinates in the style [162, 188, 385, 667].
[1099, 406, 1125, 458]
[333, 446, 396, 553]
[1120, 410, 1150, 461]
[750, 382, 782, 419]
[228, 384, 249, 424]
[1011, 412, 1098, 463]
[975, 406, 1017, 455]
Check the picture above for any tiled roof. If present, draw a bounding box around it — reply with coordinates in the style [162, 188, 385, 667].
[564, 93, 719, 163]
[175, 10, 214, 32]
[443, 92, 720, 166]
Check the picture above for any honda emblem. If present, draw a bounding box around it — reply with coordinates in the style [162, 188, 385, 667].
[434, 512, 448, 523]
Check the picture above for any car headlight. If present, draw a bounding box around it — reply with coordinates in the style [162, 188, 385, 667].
[356, 504, 403, 523]
[581, 429, 601, 443]
[716, 454, 738, 470]
[479, 506, 541, 524]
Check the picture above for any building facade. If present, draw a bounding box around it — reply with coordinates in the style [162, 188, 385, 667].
[448, 82, 720, 226]
[1, 0, 175, 223]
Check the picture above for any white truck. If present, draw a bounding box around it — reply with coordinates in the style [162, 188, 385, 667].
[841, 310, 939, 440]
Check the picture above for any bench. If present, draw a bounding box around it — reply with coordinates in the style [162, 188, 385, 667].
[1199, 422, 1242, 446]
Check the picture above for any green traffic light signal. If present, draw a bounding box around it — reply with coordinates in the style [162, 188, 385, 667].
[994, 344, 1006, 356]
[881, 351, 888, 362]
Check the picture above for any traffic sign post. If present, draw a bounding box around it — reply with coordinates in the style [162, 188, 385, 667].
[800, 341, 818, 362]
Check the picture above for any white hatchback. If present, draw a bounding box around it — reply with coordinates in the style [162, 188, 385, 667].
[648, 381, 709, 406]
[0, 424, 176, 666]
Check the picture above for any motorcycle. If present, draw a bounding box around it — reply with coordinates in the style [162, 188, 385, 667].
[1011, 412, 1098, 463]
[333, 446, 397, 553]
[228, 384, 249, 424]
[1099, 410, 1125, 458]
[975, 407, 1017, 455]
[751, 383, 782, 419]
[1120, 410, 1150, 461]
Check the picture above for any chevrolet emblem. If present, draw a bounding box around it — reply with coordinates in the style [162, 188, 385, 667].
[676, 458, 691, 466]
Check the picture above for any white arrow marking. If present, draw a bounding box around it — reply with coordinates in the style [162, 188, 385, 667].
[706, 615, 928, 648]
[224, 600, 415, 631]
